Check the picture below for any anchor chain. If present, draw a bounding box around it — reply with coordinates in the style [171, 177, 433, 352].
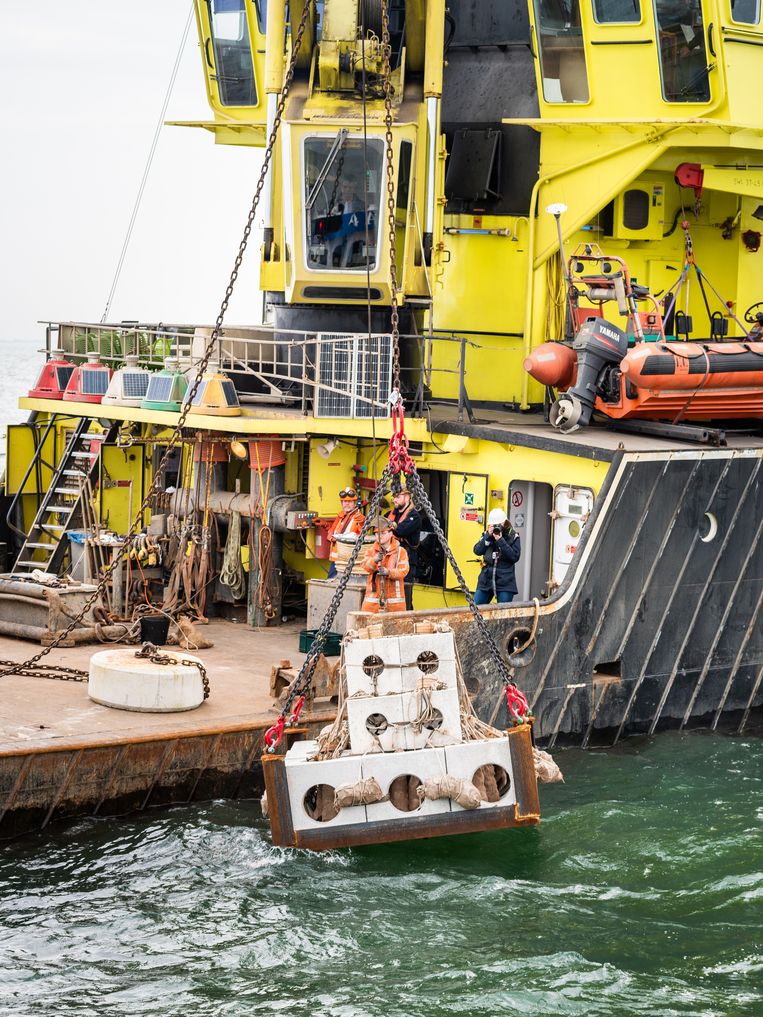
[265, 467, 395, 750]
[381, 0, 401, 399]
[0, 659, 88, 683]
[135, 643, 211, 700]
[0, 0, 313, 681]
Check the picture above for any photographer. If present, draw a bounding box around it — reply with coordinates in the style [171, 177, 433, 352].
[386, 482, 421, 610]
[473, 508, 521, 605]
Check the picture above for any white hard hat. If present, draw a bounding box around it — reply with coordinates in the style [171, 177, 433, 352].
[488, 508, 507, 527]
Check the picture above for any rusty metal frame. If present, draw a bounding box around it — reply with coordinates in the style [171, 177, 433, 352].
[263, 726, 540, 851]
[41, 749, 84, 829]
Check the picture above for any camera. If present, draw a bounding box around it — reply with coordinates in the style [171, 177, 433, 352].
[492, 526, 503, 536]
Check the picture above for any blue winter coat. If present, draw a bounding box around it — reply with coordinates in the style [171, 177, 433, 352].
[473, 528, 521, 596]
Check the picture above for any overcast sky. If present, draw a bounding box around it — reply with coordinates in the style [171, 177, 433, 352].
[0, 1, 266, 348]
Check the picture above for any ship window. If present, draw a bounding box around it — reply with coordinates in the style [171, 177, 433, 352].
[254, 0, 267, 32]
[654, 0, 710, 102]
[395, 141, 413, 269]
[205, 0, 258, 107]
[304, 136, 383, 272]
[533, 0, 590, 103]
[730, 0, 759, 23]
[593, 0, 642, 22]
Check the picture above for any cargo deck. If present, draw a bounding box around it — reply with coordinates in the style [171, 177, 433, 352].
[0, 621, 335, 840]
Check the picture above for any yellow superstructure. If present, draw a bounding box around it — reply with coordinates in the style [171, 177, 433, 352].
[7, 0, 763, 619]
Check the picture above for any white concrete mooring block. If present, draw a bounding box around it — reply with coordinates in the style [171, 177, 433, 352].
[88, 649, 206, 713]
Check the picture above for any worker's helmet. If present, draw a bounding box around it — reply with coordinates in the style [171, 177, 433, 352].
[488, 508, 508, 528]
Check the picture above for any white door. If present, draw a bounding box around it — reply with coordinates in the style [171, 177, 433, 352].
[550, 485, 594, 591]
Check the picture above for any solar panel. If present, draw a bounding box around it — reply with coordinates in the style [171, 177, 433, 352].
[221, 380, 238, 407]
[145, 375, 173, 402]
[55, 366, 74, 390]
[191, 380, 208, 405]
[81, 369, 109, 395]
[121, 372, 149, 398]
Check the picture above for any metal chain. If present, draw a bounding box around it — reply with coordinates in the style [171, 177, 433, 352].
[404, 469, 516, 689]
[381, 0, 401, 396]
[0, 0, 313, 681]
[277, 466, 395, 720]
[327, 150, 346, 213]
[0, 658, 88, 682]
[135, 644, 211, 700]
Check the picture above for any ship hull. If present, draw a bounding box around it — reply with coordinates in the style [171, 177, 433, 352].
[370, 446, 763, 744]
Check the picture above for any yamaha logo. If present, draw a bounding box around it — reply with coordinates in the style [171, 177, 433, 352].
[598, 324, 620, 341]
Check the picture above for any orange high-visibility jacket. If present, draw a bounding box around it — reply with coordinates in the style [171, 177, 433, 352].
[327, 509, 365, 562]
[360, 537, 409, 612]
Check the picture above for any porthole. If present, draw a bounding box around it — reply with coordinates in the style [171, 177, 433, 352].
[699, 512, 718, 543]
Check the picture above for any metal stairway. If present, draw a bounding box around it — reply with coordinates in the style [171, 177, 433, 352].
[10, 417, 111, 577]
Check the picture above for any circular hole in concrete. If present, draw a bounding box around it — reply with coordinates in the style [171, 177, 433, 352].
[472, 764, 511, 803]
[303, 784, 339, 822]
[424, 708, 444, 731]
[362, 654, 385, 678]
[366, 712, 389, 736]
[417, 650, 440, 674]
[389, 774, 423, 812]
[506, 627, 537, 668]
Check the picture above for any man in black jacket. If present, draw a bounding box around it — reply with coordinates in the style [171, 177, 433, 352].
[473, 508, 521, 605]
[387, 485, 422, 610]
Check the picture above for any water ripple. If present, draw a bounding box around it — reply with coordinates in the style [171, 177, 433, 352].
[0, 733, 761, 1016]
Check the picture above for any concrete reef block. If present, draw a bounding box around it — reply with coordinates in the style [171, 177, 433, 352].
[284, 752, 366, 831]
[360, 747, 450, 822]
[401, 687, 463, 749]
[346, 693, 410, 753]
[443, 739, 516, 812]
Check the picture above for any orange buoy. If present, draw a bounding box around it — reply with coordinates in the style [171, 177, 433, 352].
[524, 342, 577, 389]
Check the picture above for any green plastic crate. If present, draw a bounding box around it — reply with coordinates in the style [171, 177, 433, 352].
[299, 629, 342, 656]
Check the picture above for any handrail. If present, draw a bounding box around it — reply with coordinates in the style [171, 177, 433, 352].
[5, 416, 58, 542]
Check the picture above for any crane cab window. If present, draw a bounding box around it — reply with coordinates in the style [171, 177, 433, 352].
[533, 0, 590, 103]
[730, 0, 760, 23]
[205, 0, 258, 107]
[654, 0, 710, 101]
[593, 0, 642, 22]
[304, 137, 383, 272]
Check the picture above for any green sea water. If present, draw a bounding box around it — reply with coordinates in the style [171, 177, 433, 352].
[0, 731, 760, 1017]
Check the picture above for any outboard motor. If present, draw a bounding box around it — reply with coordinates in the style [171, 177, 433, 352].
[550, 317, 629, 432]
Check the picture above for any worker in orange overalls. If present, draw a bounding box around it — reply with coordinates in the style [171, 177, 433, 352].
[327, 486, 365, 578]
[361, 517, 410, 613]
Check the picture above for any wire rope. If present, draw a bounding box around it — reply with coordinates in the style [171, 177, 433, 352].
[100, 3, 194, 323]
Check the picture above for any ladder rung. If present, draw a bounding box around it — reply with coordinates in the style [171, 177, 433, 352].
[62, 469, 87, 477]
[71, 451, 97, 459]
[24, 543, 54, 550]
[54, 488, 80, 496]
[32, 525, 65, 533]
[43, 505, 74, 514]
[16, 560, 51, 567]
